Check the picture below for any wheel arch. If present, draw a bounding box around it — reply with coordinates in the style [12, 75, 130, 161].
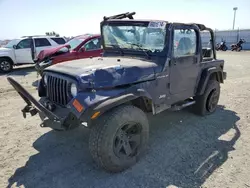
[86, 90, 153, 126]
[196, 67, 224, 96]
[0, 56, 14, 65]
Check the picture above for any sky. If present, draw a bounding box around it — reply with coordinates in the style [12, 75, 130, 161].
[0, 0, 250, 40]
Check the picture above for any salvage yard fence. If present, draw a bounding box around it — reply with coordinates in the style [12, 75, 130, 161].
[201, 29, 250, 50]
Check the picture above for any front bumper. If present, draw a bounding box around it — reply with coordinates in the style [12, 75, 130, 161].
[7, 77, 80, 131]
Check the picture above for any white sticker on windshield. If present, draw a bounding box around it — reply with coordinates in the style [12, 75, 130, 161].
[148, 21, 166, 29]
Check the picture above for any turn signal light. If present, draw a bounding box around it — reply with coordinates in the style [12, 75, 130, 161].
[91, 111, 100, 119]
[73, 99, 84, 112]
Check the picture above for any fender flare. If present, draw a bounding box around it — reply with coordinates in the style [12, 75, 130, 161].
[93, 93, 139, 112]
[83, 89, 152, 123]
[94, 88, 152, 112]
[196, 67, 224, 96]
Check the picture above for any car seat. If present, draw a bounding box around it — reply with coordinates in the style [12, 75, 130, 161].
[96, 40, 101, 49]
[86, 41, 96, 50]
[176, 37, 193, 56]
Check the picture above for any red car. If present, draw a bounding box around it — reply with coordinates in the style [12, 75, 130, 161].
[35, 34, 103, 75]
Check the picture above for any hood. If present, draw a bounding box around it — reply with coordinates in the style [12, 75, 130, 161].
[0, 47, 12, 53]
[37, 44, 70, 61]
[45, 57, 159, 88]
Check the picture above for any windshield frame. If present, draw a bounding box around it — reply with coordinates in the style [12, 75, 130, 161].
[101, 20, 168, 55]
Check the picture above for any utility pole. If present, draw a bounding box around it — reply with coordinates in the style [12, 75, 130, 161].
[233, 7, 238, 30]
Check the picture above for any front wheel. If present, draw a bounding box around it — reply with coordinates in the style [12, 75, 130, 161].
[89, 104, 149, 173]
[222, 46, 228, 51]
[193, 80, 220, 116]
[0, 58, 13, 73]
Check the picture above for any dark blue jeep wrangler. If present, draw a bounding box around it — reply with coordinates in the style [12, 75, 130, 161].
[7, 12, 227, 173]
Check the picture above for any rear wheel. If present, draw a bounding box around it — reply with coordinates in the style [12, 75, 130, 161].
[89, 104, 149, 173]
[0, 58, 13, 73]
[237, 46, 242, 51]
[193, 80, 220, 116]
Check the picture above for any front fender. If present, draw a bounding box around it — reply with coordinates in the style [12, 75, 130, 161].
[0, 51, 16, 64]
[68, 87, 152, 123]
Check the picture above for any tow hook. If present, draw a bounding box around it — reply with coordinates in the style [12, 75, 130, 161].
[40, 117, 65, 131]
[21, 105, 38, 118]
[44, 101, 56, 112]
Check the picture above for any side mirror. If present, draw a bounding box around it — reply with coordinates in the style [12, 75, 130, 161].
[13, 45, 17, 49]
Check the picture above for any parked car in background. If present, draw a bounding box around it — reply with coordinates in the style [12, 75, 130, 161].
[35, 34, 103, 76]
[0, 35, 66, 73]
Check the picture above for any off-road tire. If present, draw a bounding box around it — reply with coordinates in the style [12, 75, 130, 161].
[0, 58, 13, 73]
[193, 80, 220, 116]
[89, 104, 149, 173]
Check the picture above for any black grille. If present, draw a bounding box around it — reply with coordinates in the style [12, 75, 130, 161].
[47, 75, 69, 106]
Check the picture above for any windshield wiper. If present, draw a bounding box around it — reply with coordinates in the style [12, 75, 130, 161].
[127, 43, 152, 59]
[107, 44, 124, 56]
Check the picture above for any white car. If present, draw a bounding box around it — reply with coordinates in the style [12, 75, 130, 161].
[0, 36, 66, 73]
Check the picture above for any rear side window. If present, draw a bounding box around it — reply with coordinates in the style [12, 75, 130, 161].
[51, 38, 66, 44]
[173, 29, 197, 57]
[35, 38, 51, 47]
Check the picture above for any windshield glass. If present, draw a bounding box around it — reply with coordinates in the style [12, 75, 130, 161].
[4, 39, 20, 48]
[66, 37, 85, 49]
[102, 21, 167, 53]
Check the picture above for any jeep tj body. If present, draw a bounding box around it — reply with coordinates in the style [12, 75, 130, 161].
[7, 12, 226, 173]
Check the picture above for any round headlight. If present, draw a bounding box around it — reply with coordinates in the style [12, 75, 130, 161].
[43, 74, 48, 85]
[70, 83, 77, 97]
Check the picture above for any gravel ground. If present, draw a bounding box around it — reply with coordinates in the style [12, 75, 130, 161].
[0, 51, 250, 188]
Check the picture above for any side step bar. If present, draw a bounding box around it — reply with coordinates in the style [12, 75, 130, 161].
[170, 99, 196, 111]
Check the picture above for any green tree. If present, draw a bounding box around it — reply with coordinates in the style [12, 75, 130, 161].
[45, 31, 60, 36]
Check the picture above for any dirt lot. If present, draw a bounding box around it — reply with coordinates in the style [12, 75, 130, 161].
[0, 51, 250, 188]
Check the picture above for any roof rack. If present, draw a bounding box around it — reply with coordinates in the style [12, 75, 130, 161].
[21, 35, 58, 38]
[103, 12, 136, 21]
